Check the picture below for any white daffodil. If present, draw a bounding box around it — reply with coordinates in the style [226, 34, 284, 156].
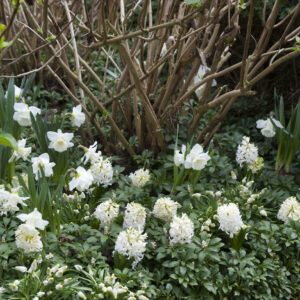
[31, 153, 56, 180]
[6, 85, 22, 99]
[17, 208, 48, 230]
[194, 65, 217, 98]
[71, 105, 85, 127]
[47, 129, 74, 152]
[9, 139, 32, 163]
[174, 145, 186, 167]
[13, 103, 41, 126]
[184, 144, 211, 170]
[81, 142, 101, 164]
[0, 187, 28, 215]
[69, 166, 94, 192]
[256, 117, 283, 138]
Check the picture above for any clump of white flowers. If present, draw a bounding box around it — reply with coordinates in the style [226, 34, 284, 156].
[80, 142, 114, 187]
[13, 102, 41, 126]
[15, 224, 43, 253]
[94, 199, 119, 227]
[8, 139, 31, 163]
[217, 203, 244, 237]
[47, 129, 74, 152]
[129, 168, 151, 188]
[174, 143, 210, 171]
[236, 136, 263, 173]
[277, 196, 300, 224]
[194, 65, 217, 98]
[71, 105, 85, 127]
[0, 186, 28, 215]
[31, 153, 56, 180]
[256, 117, 283, 138]
[123, 202, 146, 231]
[69, 166, 94, 192]
[169, 213, 194, 244]
[114, 227, 147, 268]
[99, 274, 129, 299]
[153, 197, 180, 222]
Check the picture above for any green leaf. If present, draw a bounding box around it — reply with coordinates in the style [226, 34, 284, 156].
[0, 131, 18, 150]
[186, 0, 202, 6]
[0, 40, 13, 50]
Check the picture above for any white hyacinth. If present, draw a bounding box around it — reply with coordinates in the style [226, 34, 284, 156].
[153, 197, 180, 222]
[31, 153, 56, 180]
[129, 168, 150, 188]
[71, 105, 85, 127]
[169, 213, 194, 244]
[13, 102, 41, 126]
[8, 139, 31, 163]
[194, 65, 217, 98]
[114, 227, 147, 268]
[47, 129, 74, 153]
[90, 156, 113, 187]
[69, 166, 94, 192]
[184, 144, 211, 171]
[174, 145, 186, 167]
[94, 199, 119, 226]
[277, 196, 300, 224]
[256, 118, 283, 138]
[17, 208, 48, 230]
[0, 187, 28, 215]
[15, 224, 43, 253]
[236, 136, 258, 168]
[123, 202, 146, 231]
[217, 203, 244, 237]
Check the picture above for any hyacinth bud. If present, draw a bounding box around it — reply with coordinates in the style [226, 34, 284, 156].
[78, 292, 87, 299]
[260, 210, 267, 217]
[201, 240, 208, 248]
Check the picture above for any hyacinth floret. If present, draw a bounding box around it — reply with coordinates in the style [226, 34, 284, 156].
[114, 227, 147, 268]
[153, 197, 180, 222]
[169, 213, 194, 244]
[90, 156, 113, 187]
[123, 202, 146, 231]
[236, 136, 258, 167]
[217, 203, 244, 238]
[129, 168, 151, 188]
[94, 199, 119, 226]
[15, 224, 43, 253]
[277, 196, 300, 224]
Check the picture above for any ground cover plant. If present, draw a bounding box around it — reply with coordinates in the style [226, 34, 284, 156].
[0, 81, 299, 299]
[0, 0, 300, 299]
